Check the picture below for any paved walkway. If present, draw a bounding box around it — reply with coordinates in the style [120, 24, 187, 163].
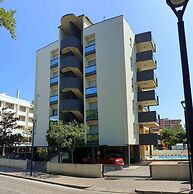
[0, 166, 191, 194]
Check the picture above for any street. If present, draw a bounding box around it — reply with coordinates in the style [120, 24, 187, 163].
[0, 175, 124, 194]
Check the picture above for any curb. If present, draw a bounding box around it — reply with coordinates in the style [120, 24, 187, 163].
[0, 172, 91, 190]
[135, 189, 190, 194]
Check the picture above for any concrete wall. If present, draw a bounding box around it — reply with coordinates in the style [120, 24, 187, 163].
[84, 16, 137, 146]
[0, 159, 27, 170]
[47, 162, 103, 178]
[34, 41, 59, 146]
[150, 161, 189, 180]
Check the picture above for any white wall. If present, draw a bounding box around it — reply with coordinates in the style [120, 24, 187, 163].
[84, 16, 137, 146]
[47, 162, 103, 178]
[34, 41, 59, 146]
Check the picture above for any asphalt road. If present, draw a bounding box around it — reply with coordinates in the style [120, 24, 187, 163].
[0, 175, 123, 194]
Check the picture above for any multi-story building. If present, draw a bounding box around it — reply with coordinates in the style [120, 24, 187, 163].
[0, 92, 34, 134]
[34, 14, 159, 163]
[151, 118, 182, 133]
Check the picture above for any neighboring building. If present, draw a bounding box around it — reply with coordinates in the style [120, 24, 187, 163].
[0, 92, 34, 134]
[34, 14, 159, 164]
[151, 118, 182, 133]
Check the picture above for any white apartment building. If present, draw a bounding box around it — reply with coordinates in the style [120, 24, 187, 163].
[34, 14, 159, 164]
[0, 92, 34, 134]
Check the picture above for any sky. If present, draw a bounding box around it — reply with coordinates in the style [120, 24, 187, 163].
[0, 0, 193, 124]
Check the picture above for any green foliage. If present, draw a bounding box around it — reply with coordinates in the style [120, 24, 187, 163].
[0, 0, 16, 39]
[47, 120, 86, 163]
[160, 128, 186, 149]
[0, 107, 22, 147]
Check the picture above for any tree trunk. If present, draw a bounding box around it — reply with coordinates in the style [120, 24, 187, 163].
[71, 150, 74, 163]
[57, 146, 61, 163]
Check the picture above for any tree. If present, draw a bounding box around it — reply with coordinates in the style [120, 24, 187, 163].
[160, 128, 186, 149]
[47, 120, 85, 163]
[0, 107, 22, 155]
[0, 0, 16, 39]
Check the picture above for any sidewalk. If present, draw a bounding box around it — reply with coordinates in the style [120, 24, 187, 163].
[0, 166, 191, 194]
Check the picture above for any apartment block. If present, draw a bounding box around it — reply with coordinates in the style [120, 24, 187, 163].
[34, 14, 159, 163]
[152, 118, 182, 133]
[0, 92, 34, 134]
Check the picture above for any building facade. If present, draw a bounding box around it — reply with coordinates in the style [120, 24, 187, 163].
[34, 14, 159, 163]
[0, 92, 34, 134]
[151, 118, 182, 133]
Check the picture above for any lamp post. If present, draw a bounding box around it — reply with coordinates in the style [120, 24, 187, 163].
[30, 118, 36, 176]
[166, 0, 193, 189]
[181, 100, 192, 189]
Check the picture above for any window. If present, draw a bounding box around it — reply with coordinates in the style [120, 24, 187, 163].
[89, 125, 98, 134]
[53, 109, 58, 116]
[29, 108, 33, 113]
[130, 38, 132, 47]
[87, 39, 95, 46]
[89, 102, 97, 110]
[130, 57, 133, 68]
[132, 100, 135, 111]
[88, 59, 96, 67]
[19, 116, 25, 122]
[0, 101, 1, 107]
[20, 106, 26, 112]
[6, 103, 14, 110]
[88, 80, 96, 88]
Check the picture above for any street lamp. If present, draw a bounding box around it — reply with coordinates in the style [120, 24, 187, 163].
[30, 118, 36, 176]
[181, 101, 192, 189]
[166, 0, 193, 189]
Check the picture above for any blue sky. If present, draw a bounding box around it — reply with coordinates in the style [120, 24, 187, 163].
[0, 0, 193, 123]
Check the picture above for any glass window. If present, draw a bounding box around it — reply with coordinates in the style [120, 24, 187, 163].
[87, 40, 95, 46]
[6, 103, 14, 110]
[88, 80, 96, 88]
[53, 109, 58, 116]
[0, 101, 1, 107]
[88, 59, 96, 67]
[130, 38, 132, 47]
[89, 125, 98, 134]
[20, 106, 26, 112]
[89, 102, 97, 110]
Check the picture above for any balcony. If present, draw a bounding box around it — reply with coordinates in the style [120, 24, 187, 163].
[137, 70, 158, 90]
[136, 51, 157, 71]
[87, 133, 99, 144]
[50, 58, 58, 69]
[60, 56, 82, 77]
[50, 115, 58, 122]
[50, 95, 58, 105]
[138, 90, 159, 107]
[60, 37, 82, 58]
[85, 65, 96, 80]
[60, 99, 83, 121]
[85, 44, 96, 57]
[60, 77, 83, 98]
[86, 109, 98, 121]
[50, 76, 58, 86]
[86, 87, 97, 100]
[138, 111, 159, 127]
[135, 31, 156, 53]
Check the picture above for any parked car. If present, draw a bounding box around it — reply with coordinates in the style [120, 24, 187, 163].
[100, 155, 124, 166]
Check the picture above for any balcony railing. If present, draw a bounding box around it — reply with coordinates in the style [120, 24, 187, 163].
[85, 44, 96, 56]
[50, 76, 58, 86]
[86, 87, 97, 98]
[135, 31, 156, 53]
[138, 111, 160, 127]
[50, 58, 58, 68]
[50, 95, 58, 105]
[138, 90, 159, 106]
[85, 65, 96, 76]
[86, 109, 98, 121]
[87, 133, 99, 143]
